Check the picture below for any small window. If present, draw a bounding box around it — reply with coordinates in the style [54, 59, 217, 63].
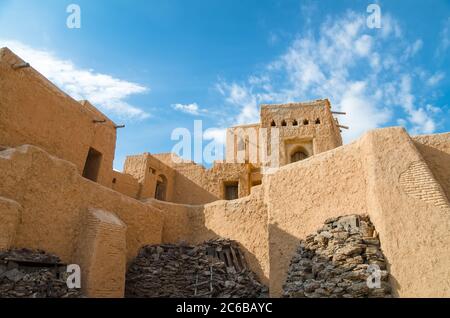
[224, 182, 239, 200]
[292, 120, 298, 126]
[303, 119, 309, 125]
[82, 147, 102, 182]
[281, 120, 287, 127]
[270, 120, 276, 127]
[149, 167, 156, 174]
[112, 178, 117, 184]
[315, 118, 321, 124]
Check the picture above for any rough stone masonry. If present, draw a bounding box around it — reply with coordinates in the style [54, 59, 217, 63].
[283, 215, 392, 298]
[125, 239, 268, 298]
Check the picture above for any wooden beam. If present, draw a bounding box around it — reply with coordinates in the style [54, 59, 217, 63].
[332, 111, 347, 115]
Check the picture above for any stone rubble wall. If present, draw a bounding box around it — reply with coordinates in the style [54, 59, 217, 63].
[283, 215, 391, 298]
[125, 240, 268, 298]
[0, 248, 84, 298]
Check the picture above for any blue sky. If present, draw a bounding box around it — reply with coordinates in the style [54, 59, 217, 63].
[1, 0, 449, 170]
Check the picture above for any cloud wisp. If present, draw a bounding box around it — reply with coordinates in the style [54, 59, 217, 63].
[1, 39, 150, 120]
[172, 102, 208, 116]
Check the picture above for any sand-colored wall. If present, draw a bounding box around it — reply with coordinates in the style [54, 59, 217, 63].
[151, 153, 253, 205]
[123, 153, 176, 201]
[265, 136, 368, 296]
[0, 48, 116, 188]
[111, 170, 141, 199]
[0, 196, 21, 250]
[146, 186, 269, 284]
[0, 145, 164, 265]
[74, 208, 127, 297]
[413, 133, 450, 201]
[265, 127, 450, 297]
[361, 128, 450, 298]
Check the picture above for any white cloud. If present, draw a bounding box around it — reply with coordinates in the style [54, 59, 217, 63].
[1, 39, 150, 120]
[427, 72, 445, 86]
[203, 127, 227, 145]
[171, 102, 207, 115]
[398, 74, 436, 134]
[216, 11, 444, 142]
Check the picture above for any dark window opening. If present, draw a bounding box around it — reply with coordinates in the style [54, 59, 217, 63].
[270, 120, 276, 127]
[292, 120, 298, 126]
[315, 118, 321, 124]
[281, 120, 287, 127]
[149, 167, 156, 174]
[112, 178, 117, 184]
[224, 182, 239, 200]
[155, 174, 168, 201]
[290, 150, 308, 163]
[303, 119, 309, 125]
[82, 147, 102, 182]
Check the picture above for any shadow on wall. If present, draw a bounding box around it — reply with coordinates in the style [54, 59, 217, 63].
[188, 208, 267, 286]
[172, 171, 219, 205]
[414, 142, 450, 201]
[268, 223, 304, 297]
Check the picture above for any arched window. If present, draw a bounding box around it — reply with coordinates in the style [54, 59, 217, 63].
[290, 148, 309, 163]
[155, 174, 168, 201]
[271, 120, 276, 127]
[281, 120, 287, 127]
[292, 119, 298, 126]
[303, 119, 309, 125]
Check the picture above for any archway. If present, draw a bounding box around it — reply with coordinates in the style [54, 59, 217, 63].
[290, 147, 309, 163]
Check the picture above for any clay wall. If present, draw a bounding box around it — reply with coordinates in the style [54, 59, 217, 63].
[0, 145, 164, 269]
[265, 127, 450, 297]
[0, 48, 116, 188]
[413, 133, 450, 200]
